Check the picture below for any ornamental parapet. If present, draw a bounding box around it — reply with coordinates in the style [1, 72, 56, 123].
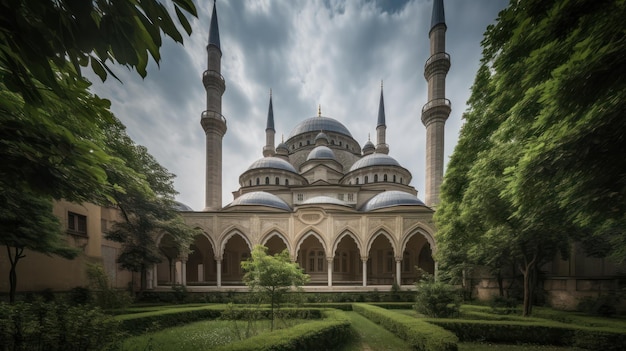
[201, 110, 227, 134]
[202, 70, 226, 91]
[424, 52, 450, 80]
[421, 98, 451, 125]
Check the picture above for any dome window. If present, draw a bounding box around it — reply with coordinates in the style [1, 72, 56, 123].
[285, 179, 289, 186]
[356, 178, 359, 185]
[393, 175, 396, 183]
[374, 174, 378, 182]
[265, 177, 270, 185]
[365, 176, 369, 184]
[384, 174, 388, 182]
[275, 177, 280, 185]
[256, 178, 260, 185]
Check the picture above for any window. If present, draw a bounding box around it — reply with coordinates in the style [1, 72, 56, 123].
[356, 178, 359, 185]
[249, 180, 252, 186]
[285, 179, 289, 186]
[347, 193, 354, 202]
[400, 177, 403, 184]
[331, 140, 335, 145]
[339, 141, 342, 146]
[384, 174, 388, 182]
[265, 177, 269, 185]
[308, 250, 325, 272]
[297, 193, 303, 201]
[364, 176, 369, 184]
[307, 140, 311, 145]
[393, 175, 396, 183]
[275, 177, 280, 185]
[374, 174, 378, 182]
[256, 178, 260, 185]
[68, 212, 87, 236]
[338, 194, 344, 201]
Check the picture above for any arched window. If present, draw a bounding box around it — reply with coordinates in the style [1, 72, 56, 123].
[275, 177, 280, 185]
[256, 178, 260, 185]
[307, 140, 310, 145]
[393, 175, 396, 183]
[249, 180, 252, 186]
[339, 141, 343, 146]
[364, 176, 369, 184]
[331, 140, 335, 145]
[356, 178, 359, 185]
[400, 177, 403, 184]
[374, 174, 378, 182]
[384, 174, 388, 182]
[285, 179, 289, 186]
[299, 142, 302, 147]
[265, 177, 270, 185]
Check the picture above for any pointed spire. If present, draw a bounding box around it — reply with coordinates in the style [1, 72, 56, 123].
[430, 0, 446, 31]
[377, 80, 386, 127]
[209, 0, 221, 50]
[266, 89, 275, 131]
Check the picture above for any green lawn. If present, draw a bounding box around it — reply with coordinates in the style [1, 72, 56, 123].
[122, 318, 310, 351]
[338, 311, 413, 351]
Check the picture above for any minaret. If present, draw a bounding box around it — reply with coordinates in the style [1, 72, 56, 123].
[421, 0, 451, 207]
[375, 81, 389, 154]
[263, 90, 276, 157]
[201, 0, 227, 211]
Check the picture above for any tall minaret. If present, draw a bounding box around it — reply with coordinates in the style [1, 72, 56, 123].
[421, 0, 451, 207]
[263, 90, 276, 157]
[201, 0, 227, 211]
[375, 81, 389, 154]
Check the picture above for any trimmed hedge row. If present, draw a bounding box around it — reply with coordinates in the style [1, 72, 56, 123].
[430, 319, 626, 351]
[116, 305, 224, 335]
[352, 303, 458, 351]
[214, 309, 351, 351]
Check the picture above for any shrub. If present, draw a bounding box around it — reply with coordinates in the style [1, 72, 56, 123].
[87, 263, 133, 310]
[116, 305, 223, 335]
[0, 301, 121, 351]
[577, 293, 622, 317]
[489, 295, 519, 315]
[414, 273, 461, 318]
[68, 286, 92, 305]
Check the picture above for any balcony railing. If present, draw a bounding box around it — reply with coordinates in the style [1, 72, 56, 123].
[201, 110, 226, 123]
[424, 52, 450, 68]
[421, 98, 451, 114]
[203, 70, 224, 82]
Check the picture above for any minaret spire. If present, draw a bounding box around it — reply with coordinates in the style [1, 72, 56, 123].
[375, 80, 389, 154]
[422, 0, 451, 207]
[263, 89, 276, 157]
[201, 0, 227, 211]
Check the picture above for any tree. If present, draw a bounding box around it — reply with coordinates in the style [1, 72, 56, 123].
[436, 0, 625, 316]
[241, 245, 309, 330]
[0, 187, 77, 302]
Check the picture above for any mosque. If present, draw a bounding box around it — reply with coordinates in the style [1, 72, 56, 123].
[152, 0, 451, 290]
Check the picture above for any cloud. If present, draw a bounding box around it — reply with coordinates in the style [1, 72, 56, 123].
[89, 0, 508, 211]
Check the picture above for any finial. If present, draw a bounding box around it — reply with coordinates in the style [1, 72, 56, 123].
[368, 133, 371, 141]
[281, 134, 284, 143]
[318, 104, 321, 117]
[270, 88, 272, 98]
[381, 80, 383, 90]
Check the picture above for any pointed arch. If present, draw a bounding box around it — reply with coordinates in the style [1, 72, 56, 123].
[294, 229, 328, 255]
[219, 229, 252, 257]
[401, 222, 436, 254]
[332, 229, 362, 255]
[367, 225, 397, 255]
[260, 229, 291, 254]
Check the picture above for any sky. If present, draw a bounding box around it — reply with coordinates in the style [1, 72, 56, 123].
[89, 0, 510, 211]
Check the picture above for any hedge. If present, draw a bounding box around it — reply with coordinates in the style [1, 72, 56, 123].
[430, 319, 626, 351]
[116, 305, 224, 334]
[352, 303, 458, 351]
[214, 309, 351, 351]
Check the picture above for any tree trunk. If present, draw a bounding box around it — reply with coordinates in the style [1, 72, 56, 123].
[7, 246, 25, 303]
[521, 254, 537, 317]
[497, 270, 504, 297]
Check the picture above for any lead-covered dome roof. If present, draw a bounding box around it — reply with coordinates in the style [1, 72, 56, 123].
[360, 191, 425, 211]
[247, 157, 297, 173]
[349, 153, 401, 172]
[226, 191, 291, 211]
[288, 117, 352, 139]
[307, 146, 336, 161]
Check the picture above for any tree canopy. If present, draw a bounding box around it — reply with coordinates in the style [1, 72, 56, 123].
[435, 0, 626, 316]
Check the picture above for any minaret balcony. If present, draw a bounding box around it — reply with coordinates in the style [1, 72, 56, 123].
[421, 98, 451, 125]
[202, 70, 226, 91]
[201, 110, 227, 134]
[424, 52, 451, 80]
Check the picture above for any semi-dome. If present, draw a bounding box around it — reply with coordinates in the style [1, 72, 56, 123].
[173, 201, 193, 211]
[288, 116, 352, 139]
[314, 132, 329, 143]
[276, 142, 289, 152]
[306, 146, 336, 161]
[247, 157, 297, 173]
[360, 191, 425, 211]
[301, 196, 350, 207]
[349, 153, 401, 172]
[226, 191, 291, 211]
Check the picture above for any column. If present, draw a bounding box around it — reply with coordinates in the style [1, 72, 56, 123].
[181, 259, 187, 286]
[152, 263, 158, 288]
[396, 258, 402, 286]
[362, 258, 368, 287]
[216, 259, 222, 288]
[327, 258, 333, 287]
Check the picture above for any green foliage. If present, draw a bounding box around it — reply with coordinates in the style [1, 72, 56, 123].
[414, 272, 461, 318]
[116, 305, 223, 335]
[352, 303, 459, 351]
[241, 245, 309, 330]
[86, 263, 133, 310]
[0, 301, 121, 351]
[67, 287, 93, 306]
[489, 296, 519, 315]
[576, 293, 622, 317]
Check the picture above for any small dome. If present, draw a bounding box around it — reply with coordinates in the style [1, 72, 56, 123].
[301, 196, 350, 207]
[360, 191, 425, 211]
[349, 153, 401, 172]
[288, 116, 353, 139]
[247, 157, 297, 173]
[276, 142, 289, 152]
[306, 146, 336, 161]
[226, 191, 291, 211]
[362, 140, 375, 152]
[314, 132, 329, 144]
[172, 201, 193, 211]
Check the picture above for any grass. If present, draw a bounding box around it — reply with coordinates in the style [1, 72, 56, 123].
[458, 343, 583, 351]
[338, 311, 413, 351]
[122, 318, 310, 351]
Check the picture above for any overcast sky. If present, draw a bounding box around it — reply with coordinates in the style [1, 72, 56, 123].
[89, 0, 509, 211]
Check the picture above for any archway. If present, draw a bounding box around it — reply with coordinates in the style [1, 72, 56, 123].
[221, 233, 251, 285]
[367, 234, 395, 285]
[157, 234, 179, 285]
[263, 233, 289, 256]
[402, 234, 434, 284]
[333, 233, 360, 285]
[186, 234, 216, 285]
[296, 233, 326, 285]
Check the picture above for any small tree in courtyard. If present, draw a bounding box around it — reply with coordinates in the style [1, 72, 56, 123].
[241, 245, 309, 330]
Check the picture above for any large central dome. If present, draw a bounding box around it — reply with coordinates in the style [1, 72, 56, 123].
[288, 116, 353, 139]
